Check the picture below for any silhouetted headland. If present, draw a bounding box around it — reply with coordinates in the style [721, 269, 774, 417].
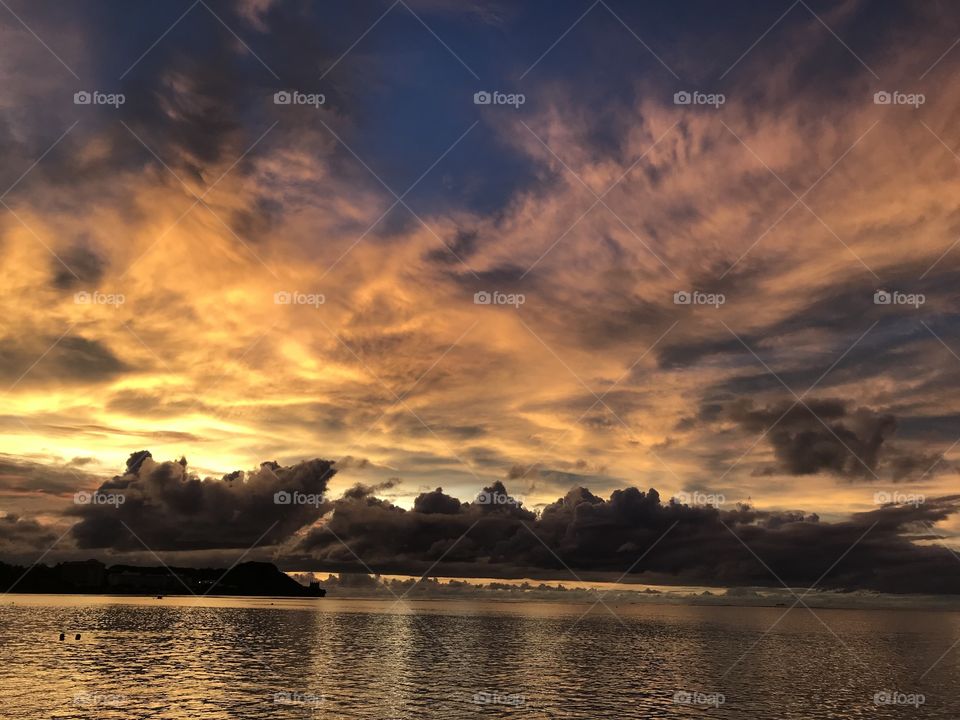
[0, 560, 325, 597]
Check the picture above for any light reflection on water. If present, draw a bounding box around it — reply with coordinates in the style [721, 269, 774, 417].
[0, 595, 957, 718]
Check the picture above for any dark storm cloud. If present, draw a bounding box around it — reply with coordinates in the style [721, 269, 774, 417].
[0, 335, 128, 386]
[447, 258, 679, 360]
[657, 335, 743, 370]
[0, 454, 99, 496]
[574, 298, 674, 351]
[426, 228, 479, 265]
[0, 416, 201, 445]
[341, 477, 400, 501]
[128, 57, 242, 171]
[507, 464, 531, 480]
[110, 2, 316, 173]
[0, 0, 349, 224]
[297, 480, 535, 567]
[51, 243, 105, 289]
[70, 451, 336, 550]
[5, 451, 960, 594]
[725, 398, 894, 477]
[387, 414, 488, 442]
[105, 390, 209, 417]
[293, 482, 960, 594]
[896, 414, 960, 445]
[708, 398, 946, 480]
[227, 196, 283, 242]
[0, 514, 60, 556]
[444, 263, 529, 299]
[462, 445, 511, 468]
[503, 462, 616, 500]
[0, 8, 246, 202]
[885, 447, 952, 483]
[334, 456, 373, 471]
[655, 263, 960, 378]
[413, 487, 464, 514]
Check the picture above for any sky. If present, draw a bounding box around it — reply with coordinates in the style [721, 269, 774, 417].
[2, 0, 960, 591]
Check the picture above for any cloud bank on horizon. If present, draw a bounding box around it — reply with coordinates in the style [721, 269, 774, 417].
[7, 450, 950, 594]
[2, 0, 960, 589]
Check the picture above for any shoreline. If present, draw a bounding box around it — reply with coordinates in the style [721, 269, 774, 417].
[3, 591, 960, 613]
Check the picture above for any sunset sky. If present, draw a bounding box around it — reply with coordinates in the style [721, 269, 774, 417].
[3, 0, 960, 587]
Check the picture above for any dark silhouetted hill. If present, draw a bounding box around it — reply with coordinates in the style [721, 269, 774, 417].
[0, 560, 325, 597]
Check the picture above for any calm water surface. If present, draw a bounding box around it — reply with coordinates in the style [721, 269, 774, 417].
[0, 595, 957, 718]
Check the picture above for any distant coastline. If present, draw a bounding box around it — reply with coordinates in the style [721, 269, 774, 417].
[0, 560, 325, 597]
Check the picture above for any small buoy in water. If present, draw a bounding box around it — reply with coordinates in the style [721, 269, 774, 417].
[59, 633, 65, 641]
[74, 634, 81, 640]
